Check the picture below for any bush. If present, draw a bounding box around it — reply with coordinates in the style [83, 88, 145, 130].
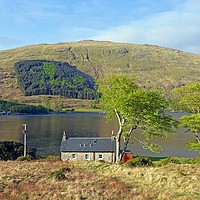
[17, 155, 32, 161]
[155, 156, 200, 166]
[160, 157, 182, 165]
[44, 155, 61, 161]
[0, 141, 37, 161]
[124, 156, 153, 167]
[193, 156, 200, 164]
[66, 108, 75, 112]
[48, 169, 66, 180]
[158, 157, 196, 165]
[61, 167, 71, 173]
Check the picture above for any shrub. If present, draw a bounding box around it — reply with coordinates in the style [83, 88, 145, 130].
[124, 156, 153, 167]
[17, 155, 32, 161]
[157, 157, 181, 166]
[157, 157, 193, 166]
[66, 108, 75, 112]
[177, 158, 194, 164]
[44, 155, 60, 161]
[61, 167, 71, 173]
[155, 156, 200, 166]
[48, 169, 66, 180]
[0, 141, 37, 161]
[164, 157, 181, 164]
[98, 160, 106, 163]
[193, 156, 200, 164]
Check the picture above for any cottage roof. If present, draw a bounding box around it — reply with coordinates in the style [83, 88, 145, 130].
[60, 137, 116, 152]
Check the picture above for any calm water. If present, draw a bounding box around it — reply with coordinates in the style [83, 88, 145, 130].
[0, 112, 199, 158]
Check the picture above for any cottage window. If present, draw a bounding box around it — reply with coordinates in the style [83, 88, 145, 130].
[85, 154, 90, 160]
[72, 154, 77, 160]
[98, 154, 103, 160]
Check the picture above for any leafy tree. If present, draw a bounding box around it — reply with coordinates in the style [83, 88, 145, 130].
[172, 82, 200, 113]
[181, 114, 200, 151]
[43, 62, 56, 80]
[98, 75, 177, 162]
[172, 82, 200, 151]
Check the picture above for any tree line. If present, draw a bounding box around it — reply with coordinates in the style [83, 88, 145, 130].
[0, 99, 48, 114]
[14, 60, 99, 100]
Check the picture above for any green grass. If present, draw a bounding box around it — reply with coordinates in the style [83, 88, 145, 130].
[74, 108, 102, 113]
[153, 156, 200, 167]
[148, 156, 167, 162]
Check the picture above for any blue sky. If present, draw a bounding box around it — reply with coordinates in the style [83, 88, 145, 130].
[0, 0, 200, 54]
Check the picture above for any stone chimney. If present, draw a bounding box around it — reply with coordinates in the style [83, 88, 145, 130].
[62, 131, 67, 141]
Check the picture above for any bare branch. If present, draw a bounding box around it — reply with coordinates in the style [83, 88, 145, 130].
[134, 137, 147, 148]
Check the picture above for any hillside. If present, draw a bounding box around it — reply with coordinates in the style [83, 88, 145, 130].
[0, 160, 199, 200]
[0, 40, 200, 104]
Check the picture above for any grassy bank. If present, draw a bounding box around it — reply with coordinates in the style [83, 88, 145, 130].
[73, 108, 102, 113]
[0, 158, 199, 200]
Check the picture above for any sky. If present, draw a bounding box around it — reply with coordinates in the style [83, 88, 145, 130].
[0, 0, 200, 54]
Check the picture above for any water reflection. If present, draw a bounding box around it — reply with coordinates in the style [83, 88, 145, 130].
[0, 113, 199, 157]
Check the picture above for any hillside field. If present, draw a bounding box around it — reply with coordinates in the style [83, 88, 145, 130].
[0, 41, 200, 107]
[0, 159, 199, 200]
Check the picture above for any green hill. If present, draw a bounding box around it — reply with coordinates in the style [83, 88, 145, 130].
[0, 40, 200, 105]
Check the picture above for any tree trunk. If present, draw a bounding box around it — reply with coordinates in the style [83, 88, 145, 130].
[116, 134, 121, 163]
[115, 109, 124, 163]
[119, 127, 133, 161]
[115, 122, 123, 162]
[119, 123, 139, 161]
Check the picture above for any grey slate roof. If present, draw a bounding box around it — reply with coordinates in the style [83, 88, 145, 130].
[60, 137, 116, 152]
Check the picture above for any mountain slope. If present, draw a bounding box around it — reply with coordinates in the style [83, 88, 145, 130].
[0, 40, 200, 102]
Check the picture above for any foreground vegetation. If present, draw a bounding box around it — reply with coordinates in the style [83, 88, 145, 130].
[0, 158, 199, 200]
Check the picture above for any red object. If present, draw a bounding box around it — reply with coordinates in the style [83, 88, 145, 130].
[121, 153, 133, 163]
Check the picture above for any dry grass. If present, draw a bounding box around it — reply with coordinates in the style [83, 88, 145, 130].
[78, 161, 200, 200]
[0, 160, 199, 200]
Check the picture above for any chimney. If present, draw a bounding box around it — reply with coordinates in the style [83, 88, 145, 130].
[62, 131, 67, 141]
